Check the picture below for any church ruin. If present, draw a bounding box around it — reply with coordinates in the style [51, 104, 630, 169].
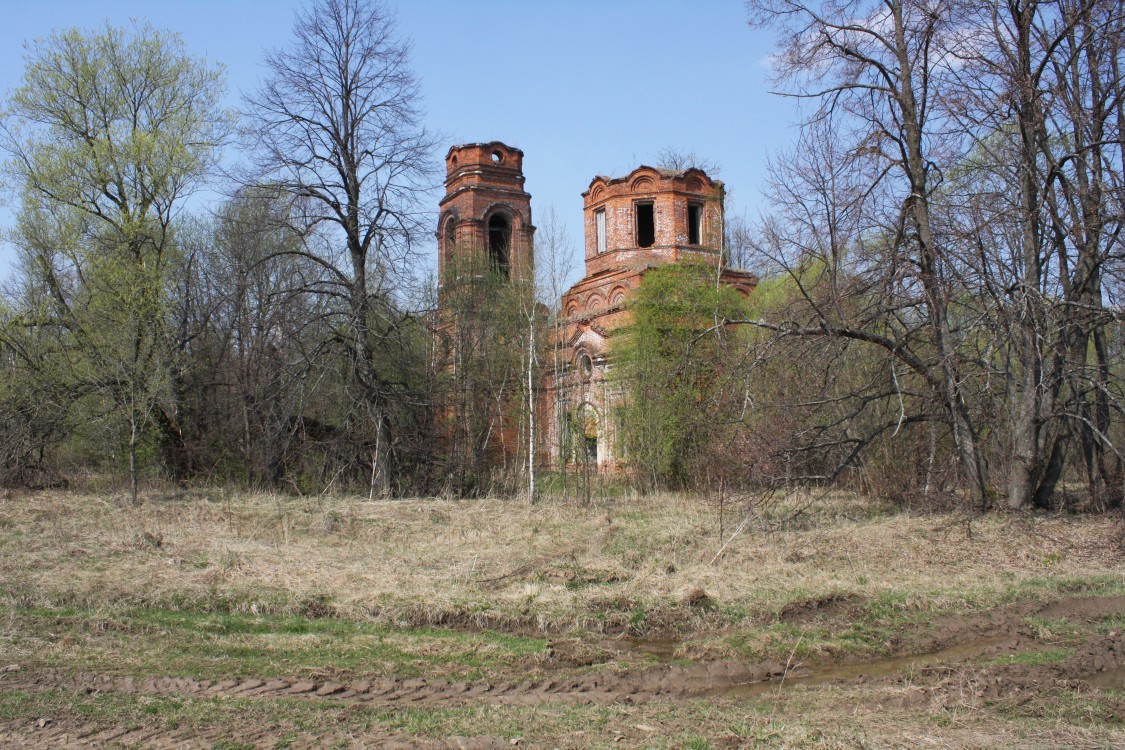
[437, 141, 756, 474]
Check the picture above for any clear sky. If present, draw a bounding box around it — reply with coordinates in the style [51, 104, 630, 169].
[0, 0, 798, 287]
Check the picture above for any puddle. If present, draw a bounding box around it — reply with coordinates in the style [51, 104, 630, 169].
[1084, 666, 1125, 690]
[596, 637, 680, 661]
[705, 637, 1008, 698]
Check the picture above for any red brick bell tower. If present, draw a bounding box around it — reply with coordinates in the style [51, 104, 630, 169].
[437, 142, 534, 292]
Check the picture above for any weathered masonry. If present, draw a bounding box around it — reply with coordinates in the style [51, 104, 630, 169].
[547, 166, 757, 471]
[436, 142, 756, 473]
[438, 142, 534, 291]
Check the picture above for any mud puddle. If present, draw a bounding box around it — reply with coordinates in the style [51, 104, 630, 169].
[705, 637, 1008, 698]
[1084, 666, 1125, 691]
[594, 636, 680, 661]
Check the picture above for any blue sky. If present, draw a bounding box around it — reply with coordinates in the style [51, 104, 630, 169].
[0, 0, 798, 286]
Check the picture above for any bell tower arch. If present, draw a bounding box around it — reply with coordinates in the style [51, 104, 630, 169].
[437, 142, 534, 289]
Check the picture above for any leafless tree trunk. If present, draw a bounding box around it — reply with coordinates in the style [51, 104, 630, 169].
[749, 0, 989, 505]
[243, 0, 437, 496]
[941, 0, 1124, 508]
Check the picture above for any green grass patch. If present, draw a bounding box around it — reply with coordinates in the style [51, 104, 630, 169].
[722, 621, 892, 662]
[992, 648, 1073, 666]
[1014, 575, 1125, 598]
[4, 605, 546, 682]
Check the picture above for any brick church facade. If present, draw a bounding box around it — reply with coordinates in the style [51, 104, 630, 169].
[437, 141, 756, 473]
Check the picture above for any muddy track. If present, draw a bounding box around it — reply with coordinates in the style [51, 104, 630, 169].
[4, 658, 792, 709]
[0, 721, 511, 749]
[3, 595, 1124, 747]
[0, 662, 790, 749]
[5, 625, 1123, 710]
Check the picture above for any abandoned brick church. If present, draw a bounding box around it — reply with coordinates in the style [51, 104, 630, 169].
[437, 141, 756, 472]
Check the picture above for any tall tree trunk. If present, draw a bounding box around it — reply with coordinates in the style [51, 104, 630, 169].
[892, 0, 990, 507]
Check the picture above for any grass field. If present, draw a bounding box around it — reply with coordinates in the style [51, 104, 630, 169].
[1, 487, 1123, 748]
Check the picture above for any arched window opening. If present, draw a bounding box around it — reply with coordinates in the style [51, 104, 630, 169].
[585, 433, 598, 465]
[488, 214, 511, 279]
[443, 217, 457, 259]
[595, 209, 606, 254]
[577, 351, 593, 382]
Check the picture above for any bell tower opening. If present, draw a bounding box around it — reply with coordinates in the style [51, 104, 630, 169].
[437, 142, 533, 288]
[488, 213, 511, 279]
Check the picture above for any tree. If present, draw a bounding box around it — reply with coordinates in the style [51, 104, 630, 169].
[614, 263, 749, 490]
[169, 193, 337, 489]
[533, 207, 579, 495]
[940, 0, 1125, 508]
[243, 0, 438, 496]
[434, 245, 542, 497]
[1, 22, 229, 498]
[747, 0, 1125, 510]
[749, 0, 991, 505]
[0, 298, 75, 489]
[655, 147, 722, 177]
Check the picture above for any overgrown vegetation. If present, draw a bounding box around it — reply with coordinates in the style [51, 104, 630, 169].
[0, 0, 1122, 512]
[614, 263, 750, 490]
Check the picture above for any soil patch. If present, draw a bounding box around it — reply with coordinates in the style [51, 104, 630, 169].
[896, 594, 1125, 656]
[777, 592, 866, 625]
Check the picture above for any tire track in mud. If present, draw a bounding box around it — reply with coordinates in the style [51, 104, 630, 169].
[0, 663, 790, 750]
[0, 721, 511, 749]
[5, 596, 1124, 747]
[4, 659, 792, 709]
[6, 595, 1125, 711]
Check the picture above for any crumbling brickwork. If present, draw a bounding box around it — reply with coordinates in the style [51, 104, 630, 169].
[438, 142, 534, 291]
[549, 166, 756, 471]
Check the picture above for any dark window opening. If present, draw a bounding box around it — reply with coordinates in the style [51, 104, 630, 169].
[578, 352, 593, 381]
[585, 435, 598, 464]
[688, 204, 702, 245]
[488, 214, 511, 278]
[443, 218, 456, 255]
[636, 203, 655, 248]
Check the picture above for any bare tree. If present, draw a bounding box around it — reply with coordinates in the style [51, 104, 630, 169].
[243, 0, 438, 495]
[173, 193, 333, 488]
[748, 0, 990, 506]
[747, 0, 1125, 510]
[655, 146, 722, 176]
[940, 0, 1125, 508]
[533, 208, 575, 489]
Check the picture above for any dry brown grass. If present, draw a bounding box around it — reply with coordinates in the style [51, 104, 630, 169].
[1, 488, 1121, 636]
[2, 488, 1124, 748]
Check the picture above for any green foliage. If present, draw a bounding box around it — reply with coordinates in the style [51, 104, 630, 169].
[1, 22, 229, 491]
[7, 23, 228, 214]
[743, 258, 825, 320]
[614, 263, 748, 488]
[437, 251, 541, 495]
